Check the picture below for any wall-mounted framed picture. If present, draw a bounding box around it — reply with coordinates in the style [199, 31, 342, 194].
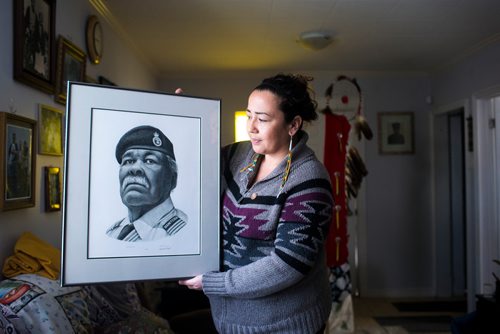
[0, 112, 37, 211]
[38, 104, 63, 156]
[98, 75, 116, 86]
[61, 82, 221, 285]
[44, 166, 61, 211]
[85, 75, 98, 84]
[13, 0, 57, 94]
[378, 111, 415, 155]
[54, 36, 86, 105]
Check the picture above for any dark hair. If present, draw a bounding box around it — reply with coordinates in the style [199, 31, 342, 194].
[254, 73, 318, 125]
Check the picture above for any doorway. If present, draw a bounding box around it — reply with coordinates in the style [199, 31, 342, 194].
[433, 108, 467, 297]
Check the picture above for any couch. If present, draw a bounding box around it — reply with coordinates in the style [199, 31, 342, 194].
[0, 273, 216, 333]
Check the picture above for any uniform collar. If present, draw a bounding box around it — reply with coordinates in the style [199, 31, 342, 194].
[126, 197, 176, 238]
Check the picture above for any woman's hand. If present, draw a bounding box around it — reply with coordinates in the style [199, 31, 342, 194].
[178, 274, 203, 290]
[175, 88, 183, 94]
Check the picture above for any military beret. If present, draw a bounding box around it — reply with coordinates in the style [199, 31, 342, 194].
[116, 125, 175, 163]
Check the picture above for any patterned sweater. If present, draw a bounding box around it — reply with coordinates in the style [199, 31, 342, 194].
[202, 132, 333, 334]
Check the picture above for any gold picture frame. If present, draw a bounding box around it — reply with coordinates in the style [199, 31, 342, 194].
[44, 166, 61, 211]
[54, 36, 86, 105]
[38, 104, 63, 156]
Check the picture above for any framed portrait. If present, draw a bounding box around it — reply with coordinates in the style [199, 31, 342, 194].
[38, 104, 63, 155]
[13, 0, 56, 94]
[0, 112, 36, 211]
[54, 36, 86, 105]
[61, 82, 221, 285]
[378, 111, 415, 154]
[44, 166, 61, 211]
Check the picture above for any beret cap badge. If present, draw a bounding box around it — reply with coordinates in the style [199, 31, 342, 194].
[152, 132, 162, 147]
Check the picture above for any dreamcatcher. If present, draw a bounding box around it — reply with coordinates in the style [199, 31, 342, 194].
[321, 75, 373, 141]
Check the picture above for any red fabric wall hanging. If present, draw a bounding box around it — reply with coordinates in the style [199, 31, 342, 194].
[323, 113, 350, 267]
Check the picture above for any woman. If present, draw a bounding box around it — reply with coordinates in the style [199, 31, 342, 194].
[179, 73, 333, 334]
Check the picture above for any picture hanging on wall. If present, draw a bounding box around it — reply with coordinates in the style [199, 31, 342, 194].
[38, 104, 63, 156]
[377, 111, 415, 155]
[44, 166, 61, 212]
[98, 75, 116, 86]
[61, 82, 221, 285]
[54, 36, 86, 105]
[13, 0, 57, 94]
[0, 112, 37, 211]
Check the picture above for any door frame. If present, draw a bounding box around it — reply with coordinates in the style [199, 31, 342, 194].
[471, 86, 500, 303]
[431, 99, 474, 309]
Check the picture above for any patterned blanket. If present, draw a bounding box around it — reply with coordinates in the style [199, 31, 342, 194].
[0, 274, 173, 333]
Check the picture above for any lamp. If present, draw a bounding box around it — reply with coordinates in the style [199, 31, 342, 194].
[234, 111, 249, 142]
[297, 31, 333, 51]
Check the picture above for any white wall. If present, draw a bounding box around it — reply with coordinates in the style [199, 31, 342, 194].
[0, 0, 155, 273]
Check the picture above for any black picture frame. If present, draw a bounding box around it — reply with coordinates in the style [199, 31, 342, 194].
[0, 112, 37, 211]
[13, 0, 57, 94]
[98, 75, 116, 86]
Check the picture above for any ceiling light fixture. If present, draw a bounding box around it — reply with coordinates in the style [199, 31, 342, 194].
[297, 31, 333, 51]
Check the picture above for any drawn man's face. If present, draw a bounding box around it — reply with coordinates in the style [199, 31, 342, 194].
[119, 149, 173, 208]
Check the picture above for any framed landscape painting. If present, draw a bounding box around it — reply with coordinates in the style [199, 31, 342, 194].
[61, 83, 221, 285]
[38, 104, 63, 156]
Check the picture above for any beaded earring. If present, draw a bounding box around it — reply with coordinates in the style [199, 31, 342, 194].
[278, 135, 293, 196]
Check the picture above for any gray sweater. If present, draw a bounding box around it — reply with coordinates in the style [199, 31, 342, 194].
[202, 132, 333, 334]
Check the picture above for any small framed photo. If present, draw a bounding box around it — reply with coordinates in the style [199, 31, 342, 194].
[98, 75, 116, 86]
[54, 36, 86, 105]
[13, 0, 56, 94]
[0, 112, 37, 211]
[378, 112, 415, 154]
[38, 104, 63, 156]
[44, 166, 61, 211]
[61, 82, 221, 285]
[85, 75, 98, 84]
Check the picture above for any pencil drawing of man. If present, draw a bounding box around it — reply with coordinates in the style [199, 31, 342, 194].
[106, 125, 187, 241]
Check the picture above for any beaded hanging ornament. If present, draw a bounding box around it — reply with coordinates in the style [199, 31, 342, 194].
[279, 137, 293, 195]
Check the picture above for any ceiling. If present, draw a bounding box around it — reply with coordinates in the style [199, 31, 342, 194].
[98, 0, 500, 75]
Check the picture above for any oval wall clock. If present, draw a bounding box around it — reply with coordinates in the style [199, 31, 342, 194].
[86, 15, 103, 64]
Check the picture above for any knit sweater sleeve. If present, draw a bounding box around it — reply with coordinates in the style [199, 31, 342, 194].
[202, 176, 333, 299]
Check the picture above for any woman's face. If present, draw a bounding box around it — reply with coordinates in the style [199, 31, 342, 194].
[246, 89, 293, 159]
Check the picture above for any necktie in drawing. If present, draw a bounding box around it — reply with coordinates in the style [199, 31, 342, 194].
[117, 223, 135, 240]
